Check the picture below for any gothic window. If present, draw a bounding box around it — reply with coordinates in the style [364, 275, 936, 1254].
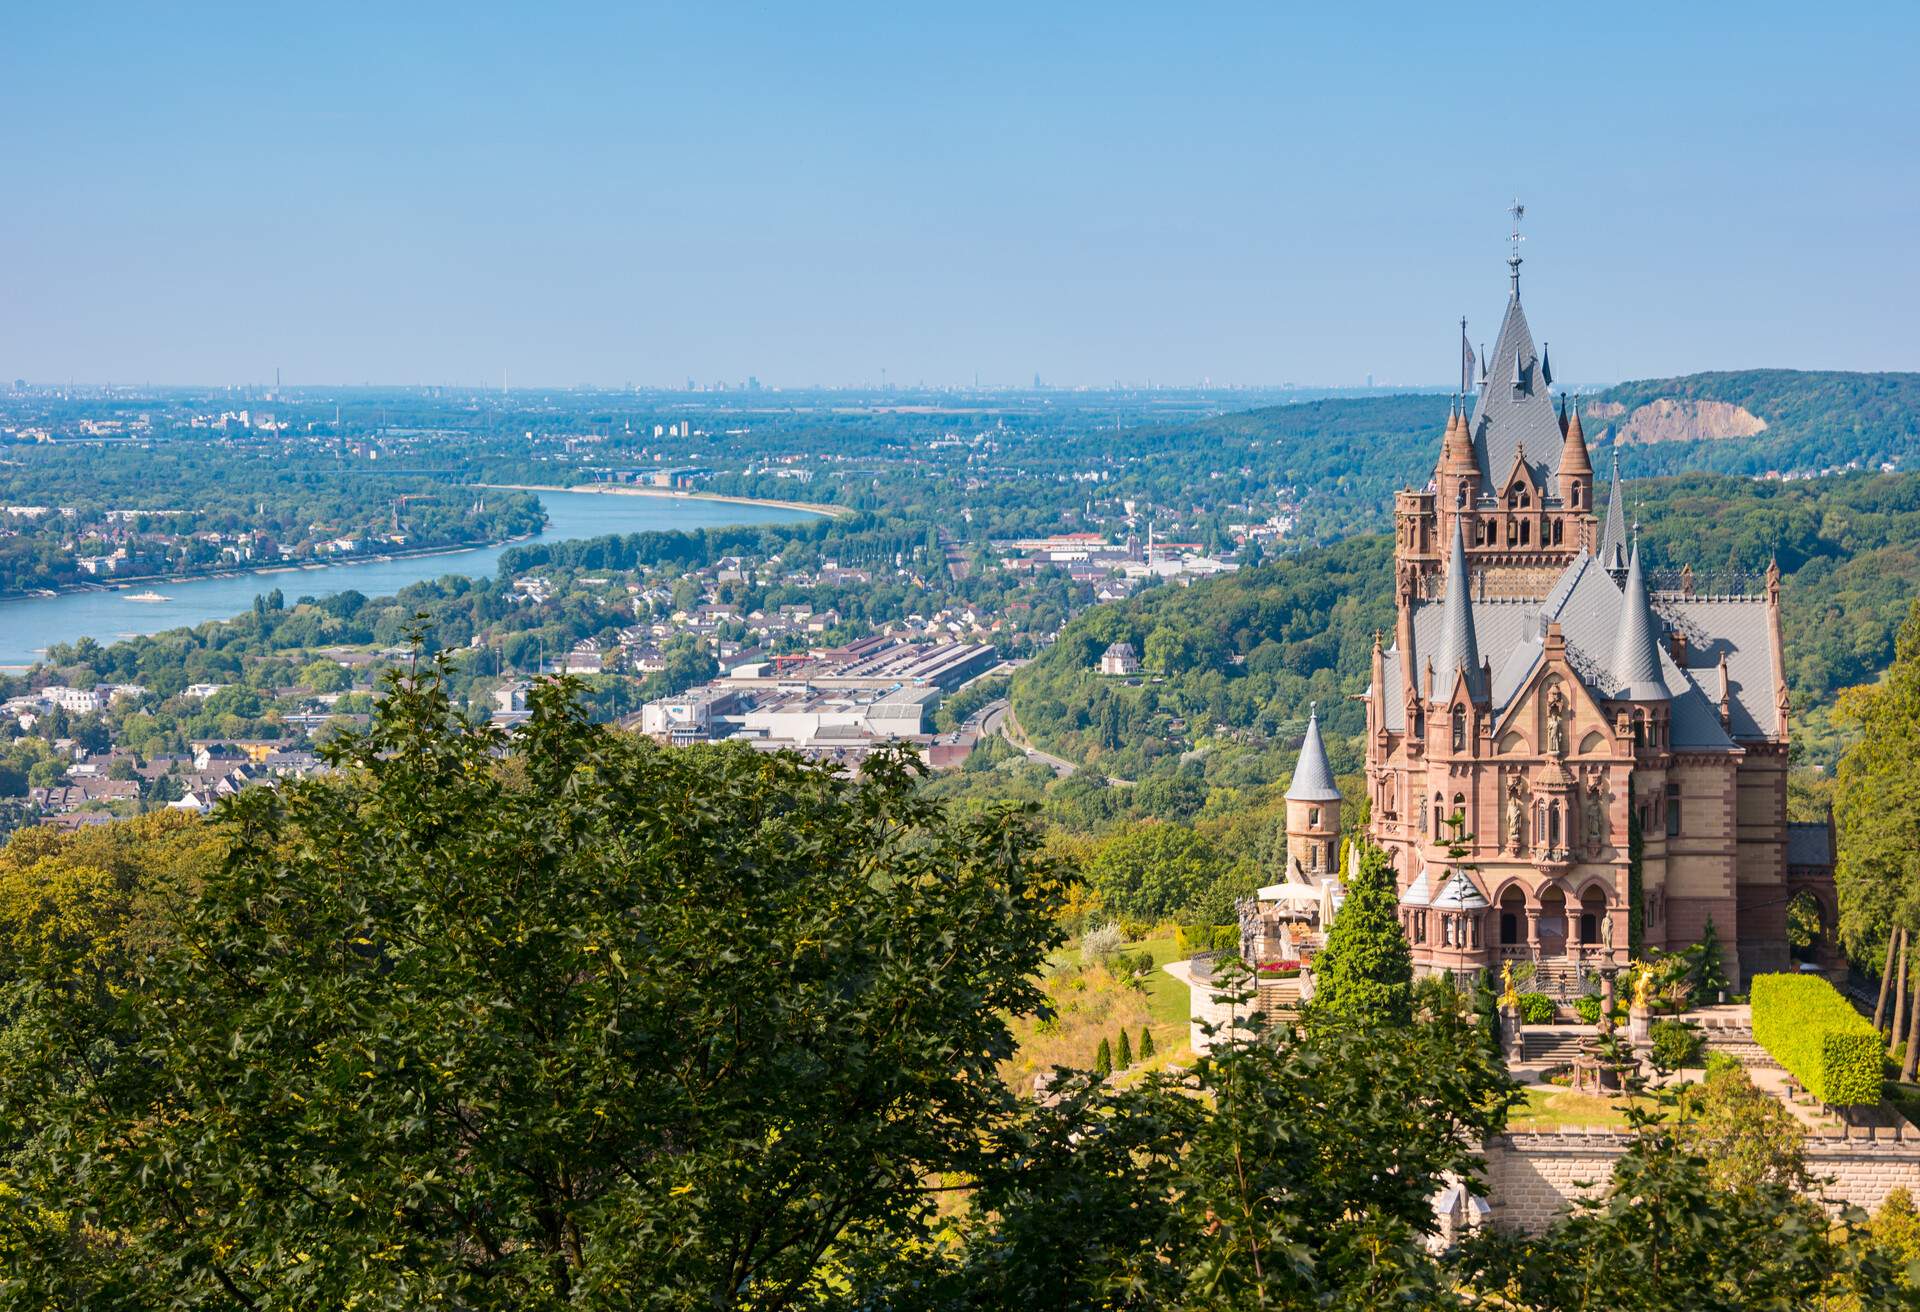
[1548, 804, 1560, 847]
[1665, 783, 1682, 837]
[1551, 519, 1564, 545]
[1456, 484, 1467, 509]
[1413, 708, 1425, 737]
[1632, 710, 1645, 747]
[1519, 519, 1531, 546]
[1571, 479, 1584, 508]
[1451, 706, 1466, 751]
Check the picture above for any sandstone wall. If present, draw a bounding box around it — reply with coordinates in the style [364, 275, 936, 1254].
[1481, 1130, 1920, 1232]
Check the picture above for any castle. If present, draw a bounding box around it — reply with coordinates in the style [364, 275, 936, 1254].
[1257, 242, 1838, 991]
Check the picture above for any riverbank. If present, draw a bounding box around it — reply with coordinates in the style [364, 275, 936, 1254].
[0, 534, 538, 604]
[477, 483, 849, 519]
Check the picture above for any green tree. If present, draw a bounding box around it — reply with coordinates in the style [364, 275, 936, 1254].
[1084, 821, 1225, 922]
[1311, 839, 1413, 1028]
[1115, 1028, 1132, 1070]
[1138, 1026, 1154, 1061]
[1688, 914, 1732, 999]
[0, 661, 1066, 1310]
[1093, 1036, 1112, 1079]
[1674, 1059, 1807, 1195]
[923, 990, 1517, 1309]
[1836, 600, 1920, 1015]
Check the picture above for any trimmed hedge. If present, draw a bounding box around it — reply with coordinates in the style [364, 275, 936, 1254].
[1750, 973, 1881, 1107]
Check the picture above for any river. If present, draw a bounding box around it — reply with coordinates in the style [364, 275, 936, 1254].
[0, 490, 823, 668]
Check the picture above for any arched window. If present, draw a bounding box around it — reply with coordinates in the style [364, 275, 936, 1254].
[1632, 710, 1646, 747]
[1571, 479, 1584, 508]
[1548, 803, 1560, 847]
[1551, 520, 1564, 545]
[1451, 706, 1467, 752]
[1456, 484, 1468, 509]
[1519, 520, 1531, 546]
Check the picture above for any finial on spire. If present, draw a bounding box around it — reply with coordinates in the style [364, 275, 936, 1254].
[1460, 316, 1475, 394]
[1507, 199, 1526, 294]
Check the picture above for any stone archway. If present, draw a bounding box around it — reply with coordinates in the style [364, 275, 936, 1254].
[1537, 886, 1569, 958]
[1788, 888, 1832, 967]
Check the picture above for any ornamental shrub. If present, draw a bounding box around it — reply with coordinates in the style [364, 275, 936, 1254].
[1517, 991, 1557, 1024]
[1138, 1026, 1155, 1060]
[1094, 1036, 1113, 1079]
[1751, 973, 1881, 1107]
[1650, 1018, 1705, 1069]
[1573, 994, 1603, 1025]
[1116, 1028, 1133, 1069]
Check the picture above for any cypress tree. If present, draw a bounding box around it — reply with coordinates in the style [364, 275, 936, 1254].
[1691, 915, 1731, 998]
[1094, 1036, 1112, 1078]
[1139, 1025, 1155, 1060]
[1116, 1028, 1133, 1069]
[1312, 839, 1413, 1028]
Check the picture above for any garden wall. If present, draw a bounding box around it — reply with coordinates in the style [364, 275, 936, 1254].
[1480, 1130, 1920, 1232]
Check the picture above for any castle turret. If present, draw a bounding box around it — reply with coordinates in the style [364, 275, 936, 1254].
[1558, 401, 1592, 509]
[1600, 450, 1629, 580]
[1285, 705, 1342, 880]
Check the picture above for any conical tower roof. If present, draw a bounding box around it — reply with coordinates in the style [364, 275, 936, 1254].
[1600, 449, 1628, 576]
[1560, 401, 1592, 476]
[1433, 519, 1483, 700]
[1285, 704, 1342, 802]
[1610, 541, 1669, 701]
[1467, 289, 1564, 490]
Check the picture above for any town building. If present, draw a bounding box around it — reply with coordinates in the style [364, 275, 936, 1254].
[1343, 249, 1836, 991]
[1098, 641, 1141, 676]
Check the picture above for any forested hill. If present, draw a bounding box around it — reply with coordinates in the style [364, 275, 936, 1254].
[1161, 370, 1919, 542]
[1591, 370, 1920, 480]
[1010, 469, 1920, 799]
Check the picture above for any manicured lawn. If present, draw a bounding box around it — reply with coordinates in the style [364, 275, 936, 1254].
[1112, 936, 1193, 1034]
[1507, 1085, 1667, 1131]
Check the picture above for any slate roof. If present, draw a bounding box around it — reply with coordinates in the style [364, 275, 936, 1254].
[1431, 870, 1491, 911]
[1599, 450, 1629, 575]
[1285, 707, 1342, 801]
[1786, 821, 1834, 869]
[1469, 292, 1565, 493]
[1383, 549, 1778, 749]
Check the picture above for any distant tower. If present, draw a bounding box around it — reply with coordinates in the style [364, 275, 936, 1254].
[1285, 705, 1343, 881]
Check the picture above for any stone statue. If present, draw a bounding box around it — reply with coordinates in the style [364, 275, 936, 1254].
[1505, 779, 1525, 851]
[1545, 692, 1566, 756]
[1603, 911, 1614, 956]
[1500, 961, 1519, 1010]
[1585, 781, 1607, 853]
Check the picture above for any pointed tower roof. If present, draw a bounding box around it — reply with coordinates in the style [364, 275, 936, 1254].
[1600, 449, 1628, 577]
[1441, 396, 1475, 472]
[1560, 399, 1592, 477]
[1433, 519, 1483, 701]
[1610, 541, 1669, 701]
[1285, 704, 1342, 801]
[1468, 283, 1565, 492]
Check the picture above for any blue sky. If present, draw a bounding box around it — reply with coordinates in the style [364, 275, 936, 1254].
[4, 3, 1915, 388]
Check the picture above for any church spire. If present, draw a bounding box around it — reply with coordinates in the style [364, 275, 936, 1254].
[1600, 449, 1629, 579]
[1610, 539, 1668, 701]
[1434, 519, 1483, 701]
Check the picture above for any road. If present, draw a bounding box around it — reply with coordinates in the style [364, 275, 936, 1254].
[975, 699, 1078, 778]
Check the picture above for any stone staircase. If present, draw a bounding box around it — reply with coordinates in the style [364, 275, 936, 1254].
[1528, 961, 1592, 1000]
[1520, 1028, 1591, 1065]
[1255, 978, 1305, 1018]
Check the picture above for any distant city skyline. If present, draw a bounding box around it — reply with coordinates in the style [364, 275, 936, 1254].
[4, 4, 1916, 389]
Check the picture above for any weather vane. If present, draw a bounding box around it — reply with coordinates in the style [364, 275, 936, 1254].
[1508, 199, 1526, 292]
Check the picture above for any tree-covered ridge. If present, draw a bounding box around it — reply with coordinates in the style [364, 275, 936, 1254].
[1595, 369, 1920, 479]
[1009, 536, 1394, 787]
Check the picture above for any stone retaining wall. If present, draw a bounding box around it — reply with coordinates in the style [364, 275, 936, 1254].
[1482, 1131, 1920, 1232]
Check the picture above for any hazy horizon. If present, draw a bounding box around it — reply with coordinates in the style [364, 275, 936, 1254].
[6, 4, 1916, 389]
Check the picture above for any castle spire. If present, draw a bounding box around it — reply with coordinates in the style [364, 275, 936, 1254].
[1434, 519, 1483, 701]
[1559, 397, 1592, 478]
[1600, 449, 1629, 579]
[1610, 540, 1668, 701]
[1285, 703, 1342, 801]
